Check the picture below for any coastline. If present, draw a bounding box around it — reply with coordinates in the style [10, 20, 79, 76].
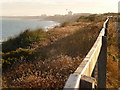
[1, 18, 60, 41]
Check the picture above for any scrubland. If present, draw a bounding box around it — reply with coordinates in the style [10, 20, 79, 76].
[1, 14, 119, 88]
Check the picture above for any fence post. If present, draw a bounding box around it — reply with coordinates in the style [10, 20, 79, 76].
[98, 36, 107, 88]
[80, 75, 97, 88]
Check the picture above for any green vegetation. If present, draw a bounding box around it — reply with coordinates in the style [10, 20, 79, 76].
[2, 29, 46, 52]
[2, 48, 33, 69]
[1, 29, 46, 71]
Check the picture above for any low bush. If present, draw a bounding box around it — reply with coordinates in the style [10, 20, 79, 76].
[2, 55, 82, 88]
[2, 29, 46, 52]
[60, 22, 70, 27]
[1, 48, 36, 69]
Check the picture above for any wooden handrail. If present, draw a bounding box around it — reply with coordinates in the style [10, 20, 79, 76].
[64, 18, 109, 89]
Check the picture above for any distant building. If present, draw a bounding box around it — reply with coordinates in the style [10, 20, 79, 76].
[68, 11, 72, 15]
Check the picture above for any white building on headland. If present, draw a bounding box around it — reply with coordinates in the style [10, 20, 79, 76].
[68, 11, 72, 15]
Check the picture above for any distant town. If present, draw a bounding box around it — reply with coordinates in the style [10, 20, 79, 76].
[1, 12, 91, 23]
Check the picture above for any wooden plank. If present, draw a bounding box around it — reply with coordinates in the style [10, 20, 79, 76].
[74, 36, 102, 76]
[99, 28, 105, 37]
[64, 73, 81, 89]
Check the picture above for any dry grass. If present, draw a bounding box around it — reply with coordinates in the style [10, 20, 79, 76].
[2, 20, 103, 88]
[30, 22, 91, 49]
[36, 22, 103, 58]
[106, 19, 119, 88]
[2, 55, 82, 88]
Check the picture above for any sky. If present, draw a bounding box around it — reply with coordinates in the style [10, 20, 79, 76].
[0, 0, 119, 16]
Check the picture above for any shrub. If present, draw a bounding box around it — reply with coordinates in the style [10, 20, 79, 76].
[2, 29, 46, 52]
[1, 48, 36, 69]
[60, 22, 69, 27]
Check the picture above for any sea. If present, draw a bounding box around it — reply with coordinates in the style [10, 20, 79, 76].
[0, 18, 60, 42]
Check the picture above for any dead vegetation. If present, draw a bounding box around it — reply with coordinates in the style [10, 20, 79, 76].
[2, 20, 103, 88]
[106, 18, 119, 88]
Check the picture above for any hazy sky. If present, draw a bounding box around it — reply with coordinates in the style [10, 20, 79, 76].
[0, 0, 119, 16]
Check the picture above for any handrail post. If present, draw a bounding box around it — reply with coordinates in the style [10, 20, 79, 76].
[80, 75, 97, 88]
[98, 36, 107, 88]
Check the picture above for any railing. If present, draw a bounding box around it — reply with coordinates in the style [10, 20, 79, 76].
[64, 18, 109, 89]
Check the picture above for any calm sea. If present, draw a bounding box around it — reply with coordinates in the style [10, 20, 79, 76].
[0, 18, 60, 41]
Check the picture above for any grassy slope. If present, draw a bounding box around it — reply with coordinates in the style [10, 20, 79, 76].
[2, 19, 103, 88]
[3, 14, 119, 88]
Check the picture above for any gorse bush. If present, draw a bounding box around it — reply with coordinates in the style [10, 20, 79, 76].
[2, 29, 46, 52]
[1, 48, 35, 69]
[2, 29, 46, 70]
